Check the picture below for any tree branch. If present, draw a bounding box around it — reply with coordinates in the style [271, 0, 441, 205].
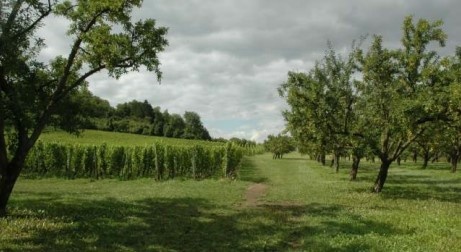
[57, 64, 106, 101]
[53, 8, 111, 100]
[4, 0, 25, 32]
[27, 63, 106, 152]
[11, 0, 53, 40]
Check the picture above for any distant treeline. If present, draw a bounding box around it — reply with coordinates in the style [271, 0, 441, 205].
[67, 88, 210, 140]
[68, 88, 257, 146]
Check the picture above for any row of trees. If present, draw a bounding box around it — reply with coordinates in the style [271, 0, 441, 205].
[279, 16, 461, 192]
[73, 88, 212, 140]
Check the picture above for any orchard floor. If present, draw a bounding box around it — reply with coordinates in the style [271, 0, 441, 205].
[1, 153, 460, 251]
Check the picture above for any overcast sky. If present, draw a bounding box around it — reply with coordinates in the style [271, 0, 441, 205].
[39, 0, 461, 142]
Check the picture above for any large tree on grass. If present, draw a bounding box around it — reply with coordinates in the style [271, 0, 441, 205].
[355, 16, 447, 192]
[0, 0, 168, 216]
[263, 134, 296, 159]
[279, 43, 358, 172]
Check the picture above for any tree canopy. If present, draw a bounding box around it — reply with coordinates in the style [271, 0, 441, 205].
[280, 16, 461, 192]
[0, 0, 168, 216]
[264, 134, 296, 159]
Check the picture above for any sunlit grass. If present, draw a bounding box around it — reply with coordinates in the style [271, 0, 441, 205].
[1, 152, 459, 251]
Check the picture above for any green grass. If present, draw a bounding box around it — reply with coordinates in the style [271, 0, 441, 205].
[1, 153, 460, 251]
[39, 129, 224, 147]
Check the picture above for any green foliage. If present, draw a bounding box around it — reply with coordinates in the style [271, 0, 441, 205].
[183, 111, 211, 140]
[263, 134, 296, 159]
[279, 42, 358, 166]
[279, 15, 459, 191]
[354, 16, 448, 163]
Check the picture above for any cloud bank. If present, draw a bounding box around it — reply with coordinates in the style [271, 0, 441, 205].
[38, 0, 461, 142]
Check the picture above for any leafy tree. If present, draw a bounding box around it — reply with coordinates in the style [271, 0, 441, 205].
[151, 106, 164, 136]
[355, 16, 446, 192]
[63, 87, 114, 129]
[183, 111, 211, 140]
[0, 0, 168, 216]
[76, 87, 113, 119]
[263, 134, 296, 159]
[414, 125, 440, 169]
[229, 138, 257, 148]
[438, 47, 461, 173]
[115, 100, 153, 119]
[279, 43, 358, 172]
[162, 110, 171, 137]
[349, 139, 368, 181]
[164, 113, 185, 138]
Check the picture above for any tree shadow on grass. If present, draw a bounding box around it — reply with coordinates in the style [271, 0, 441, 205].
[2, 194, 408, 252]
[280, 157, 310, 161]
[352, 174, 461, 203]
[386, 174, 461, 186]
[380, 184, 461, 202]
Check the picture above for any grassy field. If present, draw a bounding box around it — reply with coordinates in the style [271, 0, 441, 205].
[1, 153, 460, 251]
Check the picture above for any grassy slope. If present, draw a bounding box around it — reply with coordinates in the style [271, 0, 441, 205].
[1, 152, 460, 251]
[39, 129, 223, 147]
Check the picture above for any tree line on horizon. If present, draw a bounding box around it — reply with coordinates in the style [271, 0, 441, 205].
[66, 87, 212, 141]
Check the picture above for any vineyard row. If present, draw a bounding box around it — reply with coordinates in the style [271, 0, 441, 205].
[24, 141, 259, 180]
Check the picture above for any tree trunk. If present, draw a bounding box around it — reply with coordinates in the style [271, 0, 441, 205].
[451, 155, 458, 173]
[373, 160, 391, 193]
[0, 128, 37, 217]
[334, 153, 340, 173]
[422, 152, 430, 169]
[320, 154, 326, 166]
[350, 156, 360, 181]
[396, 157, 401, 166]
[0, 161, 23, 217]
[412, 151, 417, 163]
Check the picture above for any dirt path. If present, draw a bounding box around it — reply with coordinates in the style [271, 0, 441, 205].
[243, 183, 268, 207]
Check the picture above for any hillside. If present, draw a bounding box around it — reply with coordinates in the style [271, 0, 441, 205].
[39, 129, 223, 147]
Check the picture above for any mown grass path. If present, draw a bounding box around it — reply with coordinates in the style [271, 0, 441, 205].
[1, 153, 460, 251]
